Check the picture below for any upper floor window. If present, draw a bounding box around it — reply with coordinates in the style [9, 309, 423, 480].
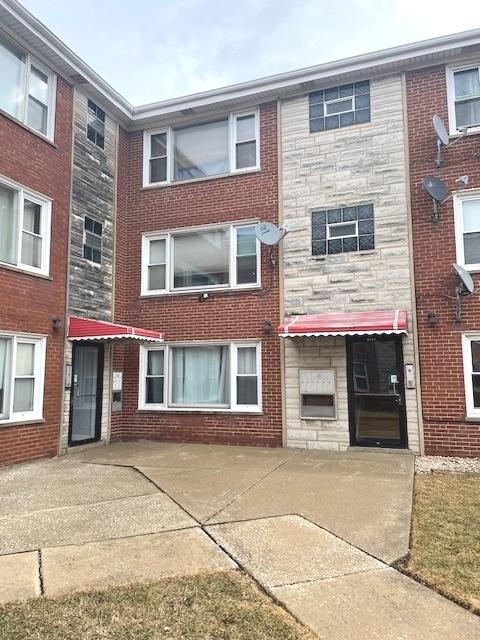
[143, 110, 259, 186]
[0, 33, 55, 139]
[309, 80, 370, 133]
[0, 176, 51, 276]
[87, 99, 105, 149]
[312, 204, 374, 256]
[454, 192, 480, 271]
[83, 216, 103, 264]
[447, 65, 480, 133]
[462, 334, 480, 418]
[0, 333, 46, 424]
[142, 222, 260, 295]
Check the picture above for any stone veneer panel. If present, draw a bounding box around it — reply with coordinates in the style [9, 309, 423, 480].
[281, 75, 420, 453]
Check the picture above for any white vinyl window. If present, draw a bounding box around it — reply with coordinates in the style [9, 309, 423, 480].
[143, 109, 259, 186]
[0, 334, 46, 424]
[462, 334, 480, 418]
[142, 223, 260, 295]
[139, 342, 261, 412]
[0, 33, 56, 139]
[447, 64, 480, 134]
[0, 176, 51, 276]
[454, 192, 480, 271]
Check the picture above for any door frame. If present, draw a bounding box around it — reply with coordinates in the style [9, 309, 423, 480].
[68, 342, 104, 447]
[346, 334, 408, 449]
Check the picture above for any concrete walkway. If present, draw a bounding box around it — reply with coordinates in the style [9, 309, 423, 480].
[0, 442, 478, 639]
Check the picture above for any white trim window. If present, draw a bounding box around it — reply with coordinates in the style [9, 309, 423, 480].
[142, 222, 260, 295]
[454, 191, 480, 271]
[139, 342, 262, 412]
[462, 334, 480, 418]
[0, 175, 51, 276]
[143, 109, 260, 186]
[0, 333, 46, 424]
[83, 216, 103, 264]
[447, 64, 480, 134]
[0, 33, 56, 139]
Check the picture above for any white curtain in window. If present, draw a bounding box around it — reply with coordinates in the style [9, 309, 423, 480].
[237, 347, 257, 375]
[0, 37, 26, 119]
[0, 185, 17, 265]
[172, 346, 228, 405]
[0, 338, 7, 415]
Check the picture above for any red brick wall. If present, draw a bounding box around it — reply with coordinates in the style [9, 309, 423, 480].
[0, 76, 73, 466]
[406, 64, 480, 456]
[112, 101, 282, 446]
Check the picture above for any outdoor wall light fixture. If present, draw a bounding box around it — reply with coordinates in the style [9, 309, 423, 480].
[427, 311, 438, 325]
[52, 316, 63, 330]
[262, 319, 273, 333]
[198, 293, 209, 303]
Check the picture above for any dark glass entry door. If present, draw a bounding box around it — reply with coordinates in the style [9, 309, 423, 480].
[347, 335, 407, 448]
[69, 343, 103, 446]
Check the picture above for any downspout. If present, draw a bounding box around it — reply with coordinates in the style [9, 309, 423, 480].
[277, 98, 287, 448]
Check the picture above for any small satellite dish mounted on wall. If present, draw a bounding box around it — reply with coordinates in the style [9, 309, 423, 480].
[453, 263, 474, 323]
[423, 175, 450, 223]
[255, 222, 288, 269]
[433, 115, 467, 168]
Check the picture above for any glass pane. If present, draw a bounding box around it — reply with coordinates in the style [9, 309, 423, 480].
[328, 222, 357, 238]
[0, 36, 26, 119]
[29, 67, 48, 105]
[147, 350, 164, 375]
[13, 378, 34, 412]
[71, 346, 98, 442]
[151, 132, 167, 158]
[236, 141, 256, 169]
[146, 377, 164, 404]
[454, 68, 480, 99]
[23, 200, 41, 234]
[464, 233, 480, 265]
[174, 119, 229, 181]
[237, 376, 258, 405]
[471, 342, 480, 373]
[236, 115, 255, 142]
[236, 255, 257, 284]
[148, 264, 166, 290]
[150, 239, 166, 264]
[325, 98, 353, 115]
[301, 394, 335, 418]
[0, 338, 8, 415]
[21, 232, 42, 267]
[0, 184, 18, 265]
[237, 347, 257, 375]
[150, 157, 167, 183]
[27, 96, 48, 134]
[237, 226, 256, 256]
[16, 343, 34, 376]
[173, 228, 229, 288]
[172, 346, 229, 405]
[473, 375, 480, 408]
[462, 200, 480, 232]
[455, 98, 480, 128]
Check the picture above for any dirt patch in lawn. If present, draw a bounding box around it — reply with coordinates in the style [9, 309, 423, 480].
[401, 473, 480, 614]
[0, 570, 317, 640]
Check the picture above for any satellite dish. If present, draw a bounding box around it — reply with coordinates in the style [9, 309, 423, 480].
[255, 222, 285, 246]
[433, 115, 449, 147]
[423, 175, 449, 203]
[453, 263, 474, 294]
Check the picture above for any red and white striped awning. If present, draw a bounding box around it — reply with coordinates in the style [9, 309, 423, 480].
[68, 316, 164, 343]
[277, 310, 408, 337]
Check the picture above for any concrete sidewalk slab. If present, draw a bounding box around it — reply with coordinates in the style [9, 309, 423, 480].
[0, 552, 40, 603]
[0, 493, 196, 555]
[80, 442, 187, 467]
[209, 450, 414, 562]
[42, 529, 237, 597]
[207, 515, 383, 587]
[139, 465, 267, 521]
[272, 568, 480, 640]
[0, 458, 157, 515]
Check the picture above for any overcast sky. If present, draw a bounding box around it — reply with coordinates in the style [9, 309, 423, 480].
[21, 0, 479, 106]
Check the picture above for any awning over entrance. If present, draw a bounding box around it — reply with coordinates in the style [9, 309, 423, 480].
[277, 310, 408, 337]
[68, 316, 164, 342]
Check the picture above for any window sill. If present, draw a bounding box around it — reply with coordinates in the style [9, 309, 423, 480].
[136, 408, 263, 416]
[311, 249, 377, 261]
[142, 168, 261, 190]
[448, 128, 480, 139]
[140, 285, 263, 298]
[464, 416, 480, 423]
[0, 262, 52, 280]
[0, 107, 56, 147]
[0, 417, 45, 428]
[301, 416, 338, 421]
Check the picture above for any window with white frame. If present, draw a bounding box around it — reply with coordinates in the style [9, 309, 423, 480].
[454, 192, 480, 271]
[309, 80, 370, 133]
[462, 335, 480, 418]
[448, 65, 480, 133]
[0, 334, 46, 424]
[139, 342, 261, 411]
[0, 33, 55, 138]
[142, 223, 260, 294]
[83, 216, 102, 264]
[312, 204, 375, 256]
[144, 110, 259, 185]
[0, 176, 51, 275]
